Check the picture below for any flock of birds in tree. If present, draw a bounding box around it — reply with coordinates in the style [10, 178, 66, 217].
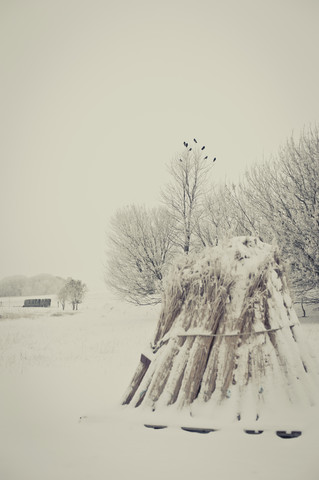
[180, 138, 216, 163]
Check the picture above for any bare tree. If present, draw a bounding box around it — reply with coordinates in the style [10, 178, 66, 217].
[242, 125, 319, 296]
[105, 205, 176, 305]
[196, 125, 319, 303]
[195, 183, 232, 247]
[57, 283, 68, 310]
[57, 278, 87, 310]
[161, 140, 214, 254]
[195, 180, 267, 249]
[66, 278, 87, 310]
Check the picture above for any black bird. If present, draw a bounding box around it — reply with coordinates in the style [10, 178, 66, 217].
[185, 142, 188, 147]
[194, 138, 197, 143]
[201, 146, 205, 150]
[183, 141, 186, 146]
[204, 156, 208, 159]
[213, 157, 216, 162]
[189, 148, 192, 151]
[179, 158, 183, 162]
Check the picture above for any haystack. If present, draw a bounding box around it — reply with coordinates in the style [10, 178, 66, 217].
[122, 237, 318, 424]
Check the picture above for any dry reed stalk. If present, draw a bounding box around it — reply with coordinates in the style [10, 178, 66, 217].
[122, 237, 319, 416]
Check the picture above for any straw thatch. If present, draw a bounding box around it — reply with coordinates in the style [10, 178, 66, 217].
[122, 237, 318, 420]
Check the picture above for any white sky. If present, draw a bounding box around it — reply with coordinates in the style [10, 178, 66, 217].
[1, 0, 318, 289]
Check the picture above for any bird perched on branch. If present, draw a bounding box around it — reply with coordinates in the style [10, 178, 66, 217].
[194, 138, 197, 143]
[204, 156, 208, 160]
[213, 157, 216, 162]
[201, 146, 205, 150]
[189, 148, 192, 151]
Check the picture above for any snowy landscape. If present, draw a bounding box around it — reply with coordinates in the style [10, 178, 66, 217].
[1, 289, 319, 480]
[1, 2, 319, 479]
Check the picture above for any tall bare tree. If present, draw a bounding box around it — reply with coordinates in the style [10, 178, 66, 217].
[161, 139, 214, 254]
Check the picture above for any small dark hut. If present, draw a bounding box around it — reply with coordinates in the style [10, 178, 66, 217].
[23, 298, 51, 307]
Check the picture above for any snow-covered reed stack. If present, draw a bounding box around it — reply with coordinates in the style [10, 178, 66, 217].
[122, 237, 318, 422]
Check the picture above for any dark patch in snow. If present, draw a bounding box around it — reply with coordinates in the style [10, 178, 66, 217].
[276, 431, 302, 439]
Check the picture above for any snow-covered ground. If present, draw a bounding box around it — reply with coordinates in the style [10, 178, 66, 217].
[0, 291, 319, 480]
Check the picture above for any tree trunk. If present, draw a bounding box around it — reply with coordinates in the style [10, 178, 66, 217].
[301, 297, 306, 317]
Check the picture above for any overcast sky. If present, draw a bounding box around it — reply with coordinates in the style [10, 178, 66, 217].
[1, 0, 318, 289]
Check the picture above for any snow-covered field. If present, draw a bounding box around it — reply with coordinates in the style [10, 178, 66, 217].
[1, 291, 319, 480]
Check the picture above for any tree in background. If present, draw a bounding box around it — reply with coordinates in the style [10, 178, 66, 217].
[195, 183, 247, 247]
[161, 139, 214, 254]
[105, 205, 176, 305]
[66, 278, 88, 310]
[235, 126, 319, 297]
[57, 283, 68, 310]
[57, 278, 87, 310]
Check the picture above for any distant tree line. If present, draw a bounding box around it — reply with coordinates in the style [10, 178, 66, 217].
[0, 274, 66, 297]
[105, 126, 319, 306]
